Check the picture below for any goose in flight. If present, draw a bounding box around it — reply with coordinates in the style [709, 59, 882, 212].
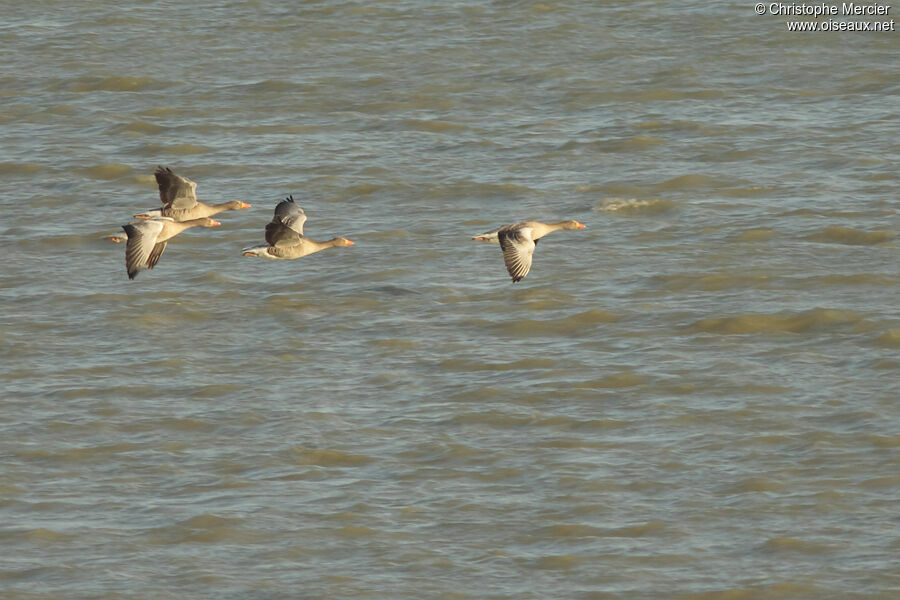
[242, 195, 354, 259]
[133, 166, 250, 220]
[474, 220, 585, 282]
[122, 216, 220, 279]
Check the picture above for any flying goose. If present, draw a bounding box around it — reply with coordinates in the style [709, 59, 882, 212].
[242, 196, 354, 259]
[122, 216, 220, 279]
[133, 166, 250, 220]
[474, 220, 586, 282]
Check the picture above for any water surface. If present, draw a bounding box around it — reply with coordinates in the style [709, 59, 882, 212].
[1, 2, 898, 598]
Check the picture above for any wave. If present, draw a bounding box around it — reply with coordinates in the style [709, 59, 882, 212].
[654, 272, 772, 292]
[678, 583, 828, 600]
[147, 514, 254, 545]
[595, 197, 676, 214]
[285, 446, 375, 467]
[535, 555, 582, 570]
[237, 79, 310, 93]
[791, 273, 897, 288]
[493, 309, 619, 336]
[403, 118, 467, 133]
[805, 226, 896, 245]
[439, 180, 535, 197]
[80, 163, 133, 179]
[20, 528, 77, 542]
[438, 357, 557, 372]
[736, 228, 775, 242]
[242, 124, 324, 135]
[690, 308, 868, 335]
[761, 537, 837, 555]
[576, 370, 648, 389]
[140, 143, 212, 156]
[608, 88, 727, 102]
[0, 162, 45, 176]
[110, 121, 166, 135]
[634, 119, 736, 136]
[559, 135, 664, 152]
[727, 477, 785, 493]
[875, 330, 900, 348]
[70, 76, 172, 92]
[652, 174, 717, 191]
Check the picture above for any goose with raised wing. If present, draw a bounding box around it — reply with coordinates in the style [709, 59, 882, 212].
[242, 195, 354, 259]
[133, 166, 250, 220]
[474, 220, 586, 282]
[122, 216, 221, 279]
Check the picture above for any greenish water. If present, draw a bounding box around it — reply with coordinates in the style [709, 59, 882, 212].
[0, 2, 897, 598]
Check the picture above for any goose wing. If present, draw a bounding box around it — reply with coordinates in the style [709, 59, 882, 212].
[123, 218, 166, 279]
[154, 166, 198, 210]
[272, 195, 306, 235]
[265, 220, 303, 248]
[146, 241, 168, 270]
[498, 224, 536, 282]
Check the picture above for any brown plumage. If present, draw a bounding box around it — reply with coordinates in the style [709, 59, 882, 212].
[242, 196, 353, 260]
[122, 216, 220, 279]
[133, 166, 250, 221]
[475, 220, 586, 282]
[243, 236, 355, 260]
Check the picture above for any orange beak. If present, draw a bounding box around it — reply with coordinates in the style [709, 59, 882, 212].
[346, 240, 355, 246]
[210, 219, 222, 226]
[240, 202, 251, 209]
[575, 222, 586, 229]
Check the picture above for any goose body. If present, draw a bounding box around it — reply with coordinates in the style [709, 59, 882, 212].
[122, 216, 220, 279]
[476, 220, 586, 282]
[242, 237, 354, 260]
[134, 166, 250, 220]
[242, 196, 353, 260]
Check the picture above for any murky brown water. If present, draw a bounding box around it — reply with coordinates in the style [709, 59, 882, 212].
[1, 2, 898, 598]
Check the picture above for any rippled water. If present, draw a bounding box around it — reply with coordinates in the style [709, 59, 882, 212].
[1, 2, 898, 598]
